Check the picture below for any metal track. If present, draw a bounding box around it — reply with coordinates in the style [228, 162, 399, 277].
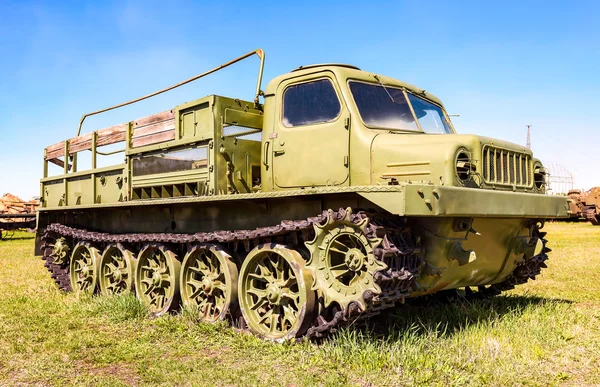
[40, 213, 550, 339]
[41, 233, 72, 292]
[305, 211, 421, 339]
[40, 209, 420, 339]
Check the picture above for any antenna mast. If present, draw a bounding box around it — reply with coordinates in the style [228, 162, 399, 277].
[526, 125, 531, 149]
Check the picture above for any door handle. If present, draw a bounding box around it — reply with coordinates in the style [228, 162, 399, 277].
[263, 141, 270, 167]
[274, 149, 285, 155]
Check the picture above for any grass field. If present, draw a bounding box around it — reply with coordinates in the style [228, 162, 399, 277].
[0, 222, 599, 387]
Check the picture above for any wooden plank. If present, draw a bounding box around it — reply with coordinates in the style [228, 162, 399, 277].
[69, 132, 93, 154]
[48, 158, 71, 170]
[96, 124, 127, 147]
[133, 110, 174, 128]
[46, 142, 63, 153]
[131, 130, 175, 148]
[46, 148, 63, 160]
[132, 119, 175, 139]
[44, 111, 172, 160]
[131, 112, 175, 147]
[45, 141, 65, 159]
[45, 124, 127, 159]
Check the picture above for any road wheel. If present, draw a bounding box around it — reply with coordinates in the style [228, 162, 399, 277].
[238, 244, 315, 341]
[99, 244, 136, 295]
[69, 242, 100, 295]
[180, 244, 238, 322]
[135, 244, 180, 316]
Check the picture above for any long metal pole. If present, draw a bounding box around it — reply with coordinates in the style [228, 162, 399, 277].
[76, 48, 265, 137]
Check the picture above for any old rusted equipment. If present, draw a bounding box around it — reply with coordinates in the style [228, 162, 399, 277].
[582, 187, 600, 225]
[0, 194, 38, 239]
[36, 49, 569, 340]
[566, 189, 586, 220]
[565, 188, 600, 225]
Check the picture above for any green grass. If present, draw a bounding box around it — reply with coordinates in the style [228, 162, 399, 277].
[0, 222, 599, 386]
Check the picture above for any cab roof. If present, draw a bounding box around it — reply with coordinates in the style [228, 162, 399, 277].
[266, 64, 445, 107]
[292, 64, 361, 72]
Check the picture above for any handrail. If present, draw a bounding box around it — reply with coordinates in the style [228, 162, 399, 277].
[76, 48, 266, 137]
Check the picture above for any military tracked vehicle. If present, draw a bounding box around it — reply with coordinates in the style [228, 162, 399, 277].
[36, 49, 569, 340]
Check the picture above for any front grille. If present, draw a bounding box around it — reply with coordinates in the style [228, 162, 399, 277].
[482, 145, 531, 186]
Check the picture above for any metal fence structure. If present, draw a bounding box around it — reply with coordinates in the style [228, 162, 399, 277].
[545, 161, 574, 195]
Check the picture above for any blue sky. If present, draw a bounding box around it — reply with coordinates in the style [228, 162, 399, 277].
[0, 0, 598, 199]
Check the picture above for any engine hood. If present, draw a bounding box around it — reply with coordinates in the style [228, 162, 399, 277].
[370, 133, 534, 189]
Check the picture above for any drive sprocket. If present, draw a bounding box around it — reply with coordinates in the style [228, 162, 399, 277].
[305, 208, 387, 312]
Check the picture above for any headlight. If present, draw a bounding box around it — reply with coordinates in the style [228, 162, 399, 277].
[455, 149, 473, 185]
[533, 162, 547, 191]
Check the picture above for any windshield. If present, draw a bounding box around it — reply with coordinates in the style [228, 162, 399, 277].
[407, 93, 453, 134]
[349, 81, 452, 134]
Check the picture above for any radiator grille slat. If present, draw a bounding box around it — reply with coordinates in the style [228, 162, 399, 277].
[502, 151, 507, 183]
[482, 146, 532, 187]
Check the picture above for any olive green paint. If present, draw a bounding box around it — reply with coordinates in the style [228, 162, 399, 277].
[37, 60, 569, 296]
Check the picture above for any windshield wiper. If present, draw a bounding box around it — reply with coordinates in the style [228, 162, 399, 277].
[374, 75, 394, 102]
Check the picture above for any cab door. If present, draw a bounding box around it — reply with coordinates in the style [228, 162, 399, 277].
[271, 72, 349, 188]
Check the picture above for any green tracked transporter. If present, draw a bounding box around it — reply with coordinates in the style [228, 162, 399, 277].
[36, 49, 569, 340]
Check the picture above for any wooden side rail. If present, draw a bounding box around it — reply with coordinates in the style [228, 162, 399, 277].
[44, 110, 175, 163]
[131, 110, 175, 148]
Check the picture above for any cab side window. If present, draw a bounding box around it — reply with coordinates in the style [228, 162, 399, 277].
[282, 79, 341, 127]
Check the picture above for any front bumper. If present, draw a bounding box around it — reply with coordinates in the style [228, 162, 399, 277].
[359, 184, 569, 218]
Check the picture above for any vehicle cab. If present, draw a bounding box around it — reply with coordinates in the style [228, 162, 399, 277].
[261, 65, 546, 194]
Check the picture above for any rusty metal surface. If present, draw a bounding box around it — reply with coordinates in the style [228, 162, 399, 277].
[565, 188, 600, 225]
[0, 194, 39, 215]
[584, 207, 600, 225]
[0, 194, 39, 237]
[582, 187, 600, 225]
